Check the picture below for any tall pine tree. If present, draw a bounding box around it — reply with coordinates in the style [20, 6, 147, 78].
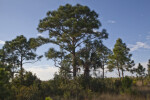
[37, 4, 108, 77]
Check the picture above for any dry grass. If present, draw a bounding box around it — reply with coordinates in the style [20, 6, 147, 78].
[57, 93, 150, 100]
[96, 93, 150, 100]
[81, 93, 150, 100]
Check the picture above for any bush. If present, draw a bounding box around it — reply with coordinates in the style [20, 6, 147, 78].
[45, 97, 53, 100]
[121, 76, 133, 94]
[132, 80, 137, 86]
[122, 76, 133, 89]
[90, 78, 106, 93]
[114, 79, 122, 93]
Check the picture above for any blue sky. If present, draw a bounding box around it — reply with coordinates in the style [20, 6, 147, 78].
[0, 0, 150, 80]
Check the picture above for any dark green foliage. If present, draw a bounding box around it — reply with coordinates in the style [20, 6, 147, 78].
[12, 70, 41, 87]
[37, 3, 108, 77]
[90, 78, 106, 92]
[122, 76, 132, 89]
[77, 39, 111, 78]
[147, 59, 150, 77]
[135, 63, 146, 85]
[11, 70, 41, 100]
[114, 80, 122, 92]
[136, 63, 146, 77]
[29, 36, 51, 49]
[15, 85, 41, 100]
[0, 68, 10, 100]
[95, 41, 112, 78]
[2, 35, 42, 81]
[114, 77, 133, 94]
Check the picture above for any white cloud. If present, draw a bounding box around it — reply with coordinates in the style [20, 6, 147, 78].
[93, 29, 99, 32]
[0, 40, 5, 45]
[128, 42, 150, 52]
[25, 66, 59, 80]
[37, 33, 44, 37]
[107, 20, 116, 24]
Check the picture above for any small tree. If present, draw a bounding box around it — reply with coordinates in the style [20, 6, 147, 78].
[2, 35, 41, 82]
[147, 59, 150, 77]
[77, 39, 110, 78]
[108, 38, 134, 79]
[136, 63, 145, 85]
[96, 43, 112, 78]
[45, 47, 72, 78]
[77, 40, 97, 78]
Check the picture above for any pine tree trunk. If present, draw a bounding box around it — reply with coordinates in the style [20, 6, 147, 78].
[20, 56, 23, 83]
[84, 63, 90, 78]
[121, 69, 124, 79]
[72, 51, 76, 78]
[117, 67, 121, 79]
[72, 38, 76, 78]
[142, 77, 143, 86]
[117, 61, 121, 80]
[102, 62, 104, 79]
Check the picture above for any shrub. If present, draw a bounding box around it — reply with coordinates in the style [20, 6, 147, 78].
[122, 76, 133, 89]
[120, 76, 133, 94]
[114, 79, 122, 93]
[132, 80, 137, 86]
[45, 97, 53, 100]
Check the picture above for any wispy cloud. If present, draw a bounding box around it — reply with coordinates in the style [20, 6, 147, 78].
[0, 40, 5, 45]
[128, 42, 150, 52]
[37, 33, 44, 37]
[107, 20, 116, 24]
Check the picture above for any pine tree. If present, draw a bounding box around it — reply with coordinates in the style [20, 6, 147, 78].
[136, 63, 145, 85]
[2, 35, 41, 82]
[147, 59, 150, 77]
[37, 4, 108, 77]
[108, 38, 134, 79]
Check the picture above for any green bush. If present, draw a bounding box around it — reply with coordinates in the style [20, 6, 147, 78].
[90, 78, 106, 93]
[45, 97, 53, 100]
[121, 76, 133, 94]
[132, 80, 137, 86]
[114, 79, 122, 93]
[122, 76, 132, 89]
